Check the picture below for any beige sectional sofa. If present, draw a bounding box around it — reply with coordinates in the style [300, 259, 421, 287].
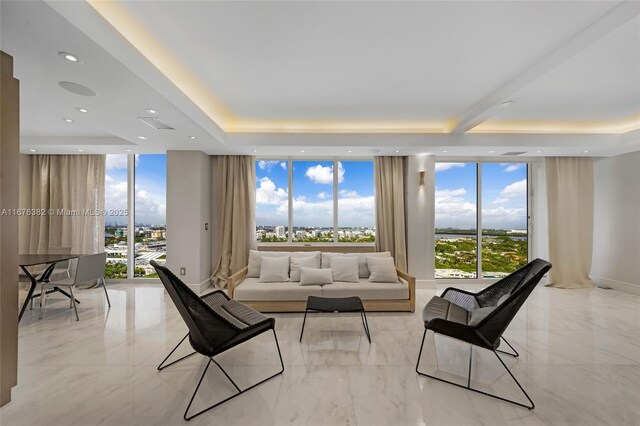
[228, 248, 415, 312]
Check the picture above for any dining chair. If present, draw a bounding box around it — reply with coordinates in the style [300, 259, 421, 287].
[40, 252, 110, 321]
[19, 246, 72, 310]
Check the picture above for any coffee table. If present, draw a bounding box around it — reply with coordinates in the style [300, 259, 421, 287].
[299, 295, 371, 343]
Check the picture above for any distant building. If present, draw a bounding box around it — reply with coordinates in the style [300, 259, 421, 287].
[275, 226, 286, 238]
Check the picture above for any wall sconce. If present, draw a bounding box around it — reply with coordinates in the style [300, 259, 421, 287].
[418, 171, 426, 186]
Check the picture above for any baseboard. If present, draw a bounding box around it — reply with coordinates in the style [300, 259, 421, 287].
[592, 276, 640, 295]
[187, 279, 213, 294]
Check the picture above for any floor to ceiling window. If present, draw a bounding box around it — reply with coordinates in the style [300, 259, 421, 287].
[435, 162, 529, 279]
[134, 154, 167, 278]
[104, 155, 129, 279]
[255, 159, 375, 244]
[434, 163, 478, 278]
[104, 154, 167, 279]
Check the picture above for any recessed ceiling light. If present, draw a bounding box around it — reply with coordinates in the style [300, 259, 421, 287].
[145, 108, 158, 114]
[76, 108, 88, 113]
[29, 149, 37, 153]
[489, 150, 496, 153]
[395, 150, 400, 153]
[59, 52, 79, 62]
[300, 150, 306, 153]
[583, 150, 590, 154]
[63, 118, 74, 123]
[536, 150, 543, 154]
[189, 136, 197, 140]
[347, 150, 352, 153]
[77, 149, 84, 152]
[251, 149, 257, 153]
[442, 150, 448, 153]
[137, 136, 147, 140]
[125, 149, 132, 152]
[498, 101, 514, 109]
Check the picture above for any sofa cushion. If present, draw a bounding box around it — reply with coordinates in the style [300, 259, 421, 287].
[322, 280, 408, 300]
[330, 256, 359, 282]
[367, 257, 399, 283]
[300, 267, 333, 286]
[234, 278, 323, 301]
[321, 251, 391, 278]
[290, 256, 319, 282]
[247, 250, 321, 278]
[259, 256, 290, 282]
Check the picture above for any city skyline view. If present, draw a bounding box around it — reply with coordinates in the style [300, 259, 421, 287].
[256, 160, 375, 229]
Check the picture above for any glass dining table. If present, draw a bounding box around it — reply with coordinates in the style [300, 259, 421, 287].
[18, 254, 84, 322]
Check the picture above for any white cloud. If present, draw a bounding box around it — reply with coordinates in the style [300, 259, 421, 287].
[257, 161, 280, 171]
[317, 191, 329, 199]
[256, 177, 288, 206]
[493, 179, 527, 205]
[435, 163, 466, 172]
[435, 187, 476, 228]
[501, 163, 525, 173]
[280, 162, 287, 170]
[275, 194, 375, 227]
[305, 162, 345, 184]
[104, 175, 165, 225]
[339, 189, 359, 198]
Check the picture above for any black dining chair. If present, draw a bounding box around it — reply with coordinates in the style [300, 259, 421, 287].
[416, 258, 552, 409]
[150, 261, 284, 421]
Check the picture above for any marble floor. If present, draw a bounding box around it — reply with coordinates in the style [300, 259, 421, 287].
[1, 283, 639, 426]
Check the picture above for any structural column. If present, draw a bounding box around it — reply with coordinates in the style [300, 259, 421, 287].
[0, 51, 20, 406]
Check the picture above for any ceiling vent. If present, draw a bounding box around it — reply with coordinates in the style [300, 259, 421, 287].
[138, 117, 175, 130]
[501, 151, 527, 156]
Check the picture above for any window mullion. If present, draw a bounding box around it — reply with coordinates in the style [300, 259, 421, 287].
[127, 154, 135, 279]
[333, 160, 338, 243]
[477, 162, 482, 279]
[288, 160, 293, 243]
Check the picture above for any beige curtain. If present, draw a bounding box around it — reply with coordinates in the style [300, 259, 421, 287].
[27, 155, 106, 254]
[545, 157, 594, 288]
[213, 156, 256, 288]
[374, 156, 407, 272]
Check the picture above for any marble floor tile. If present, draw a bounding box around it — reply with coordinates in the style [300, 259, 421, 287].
[1, 283, 639, 426]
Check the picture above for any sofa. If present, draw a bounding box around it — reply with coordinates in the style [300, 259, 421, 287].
[227, 249, 415, 312]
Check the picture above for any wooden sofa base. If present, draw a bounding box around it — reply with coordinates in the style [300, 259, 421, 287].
[238, 299, 415, 313]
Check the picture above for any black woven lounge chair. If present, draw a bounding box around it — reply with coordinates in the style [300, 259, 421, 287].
[416, 258, 552, 409]
[150, 261, 284, 421]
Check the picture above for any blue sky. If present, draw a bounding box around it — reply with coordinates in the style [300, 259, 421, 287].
[105, 154, 167, 226]
[435, 162, 527, 230]
[256, 160, 375, 228]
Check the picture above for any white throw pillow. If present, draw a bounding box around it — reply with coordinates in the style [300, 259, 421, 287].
[330, 256, 360, 282]
[258, 256, 290, 283]
[322, 251, 391, 278]
[290, 256, 319, 282]
[299, 267, 333, 286]
[366, 257, 399, 283]
[248, 250, 321, 278]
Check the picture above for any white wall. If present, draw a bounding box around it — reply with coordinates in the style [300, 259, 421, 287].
[166, 151, 212, 291]
[591, 151, 640, 294]
[405, 155, 435, 282]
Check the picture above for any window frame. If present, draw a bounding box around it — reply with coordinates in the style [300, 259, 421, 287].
[434, 158, 535, 280]
[256, 158, 376, 246]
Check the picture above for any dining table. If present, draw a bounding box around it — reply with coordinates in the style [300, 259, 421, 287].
[18, 254, 84, 322]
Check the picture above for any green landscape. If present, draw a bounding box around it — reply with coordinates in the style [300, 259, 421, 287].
[435, 233, 527, 274]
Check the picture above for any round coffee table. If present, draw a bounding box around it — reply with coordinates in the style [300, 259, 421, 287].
[299, 295, 371, 343]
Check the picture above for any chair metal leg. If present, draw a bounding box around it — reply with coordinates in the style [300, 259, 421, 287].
[360, 309, 372, 343]
[69, 286, 79, 321]
[101, 277, 111, 308]
[299, 309, 309, 342]
[182, 328, 285, 421]
[416, 329, 534, 410]
[496, 336, 519, 358]
[157, 333, 197, 371]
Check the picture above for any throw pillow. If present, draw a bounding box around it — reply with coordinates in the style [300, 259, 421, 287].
[258, 256, 290, 283]
[299, 267, 333, 286]
[367, 257, 399, 283]
[248, 250, 284, 277]
[321, 251, 391, 278]
[290, 256, 319, 282]
[330, 256, 360, 282]
[468, 306, 495, 326]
